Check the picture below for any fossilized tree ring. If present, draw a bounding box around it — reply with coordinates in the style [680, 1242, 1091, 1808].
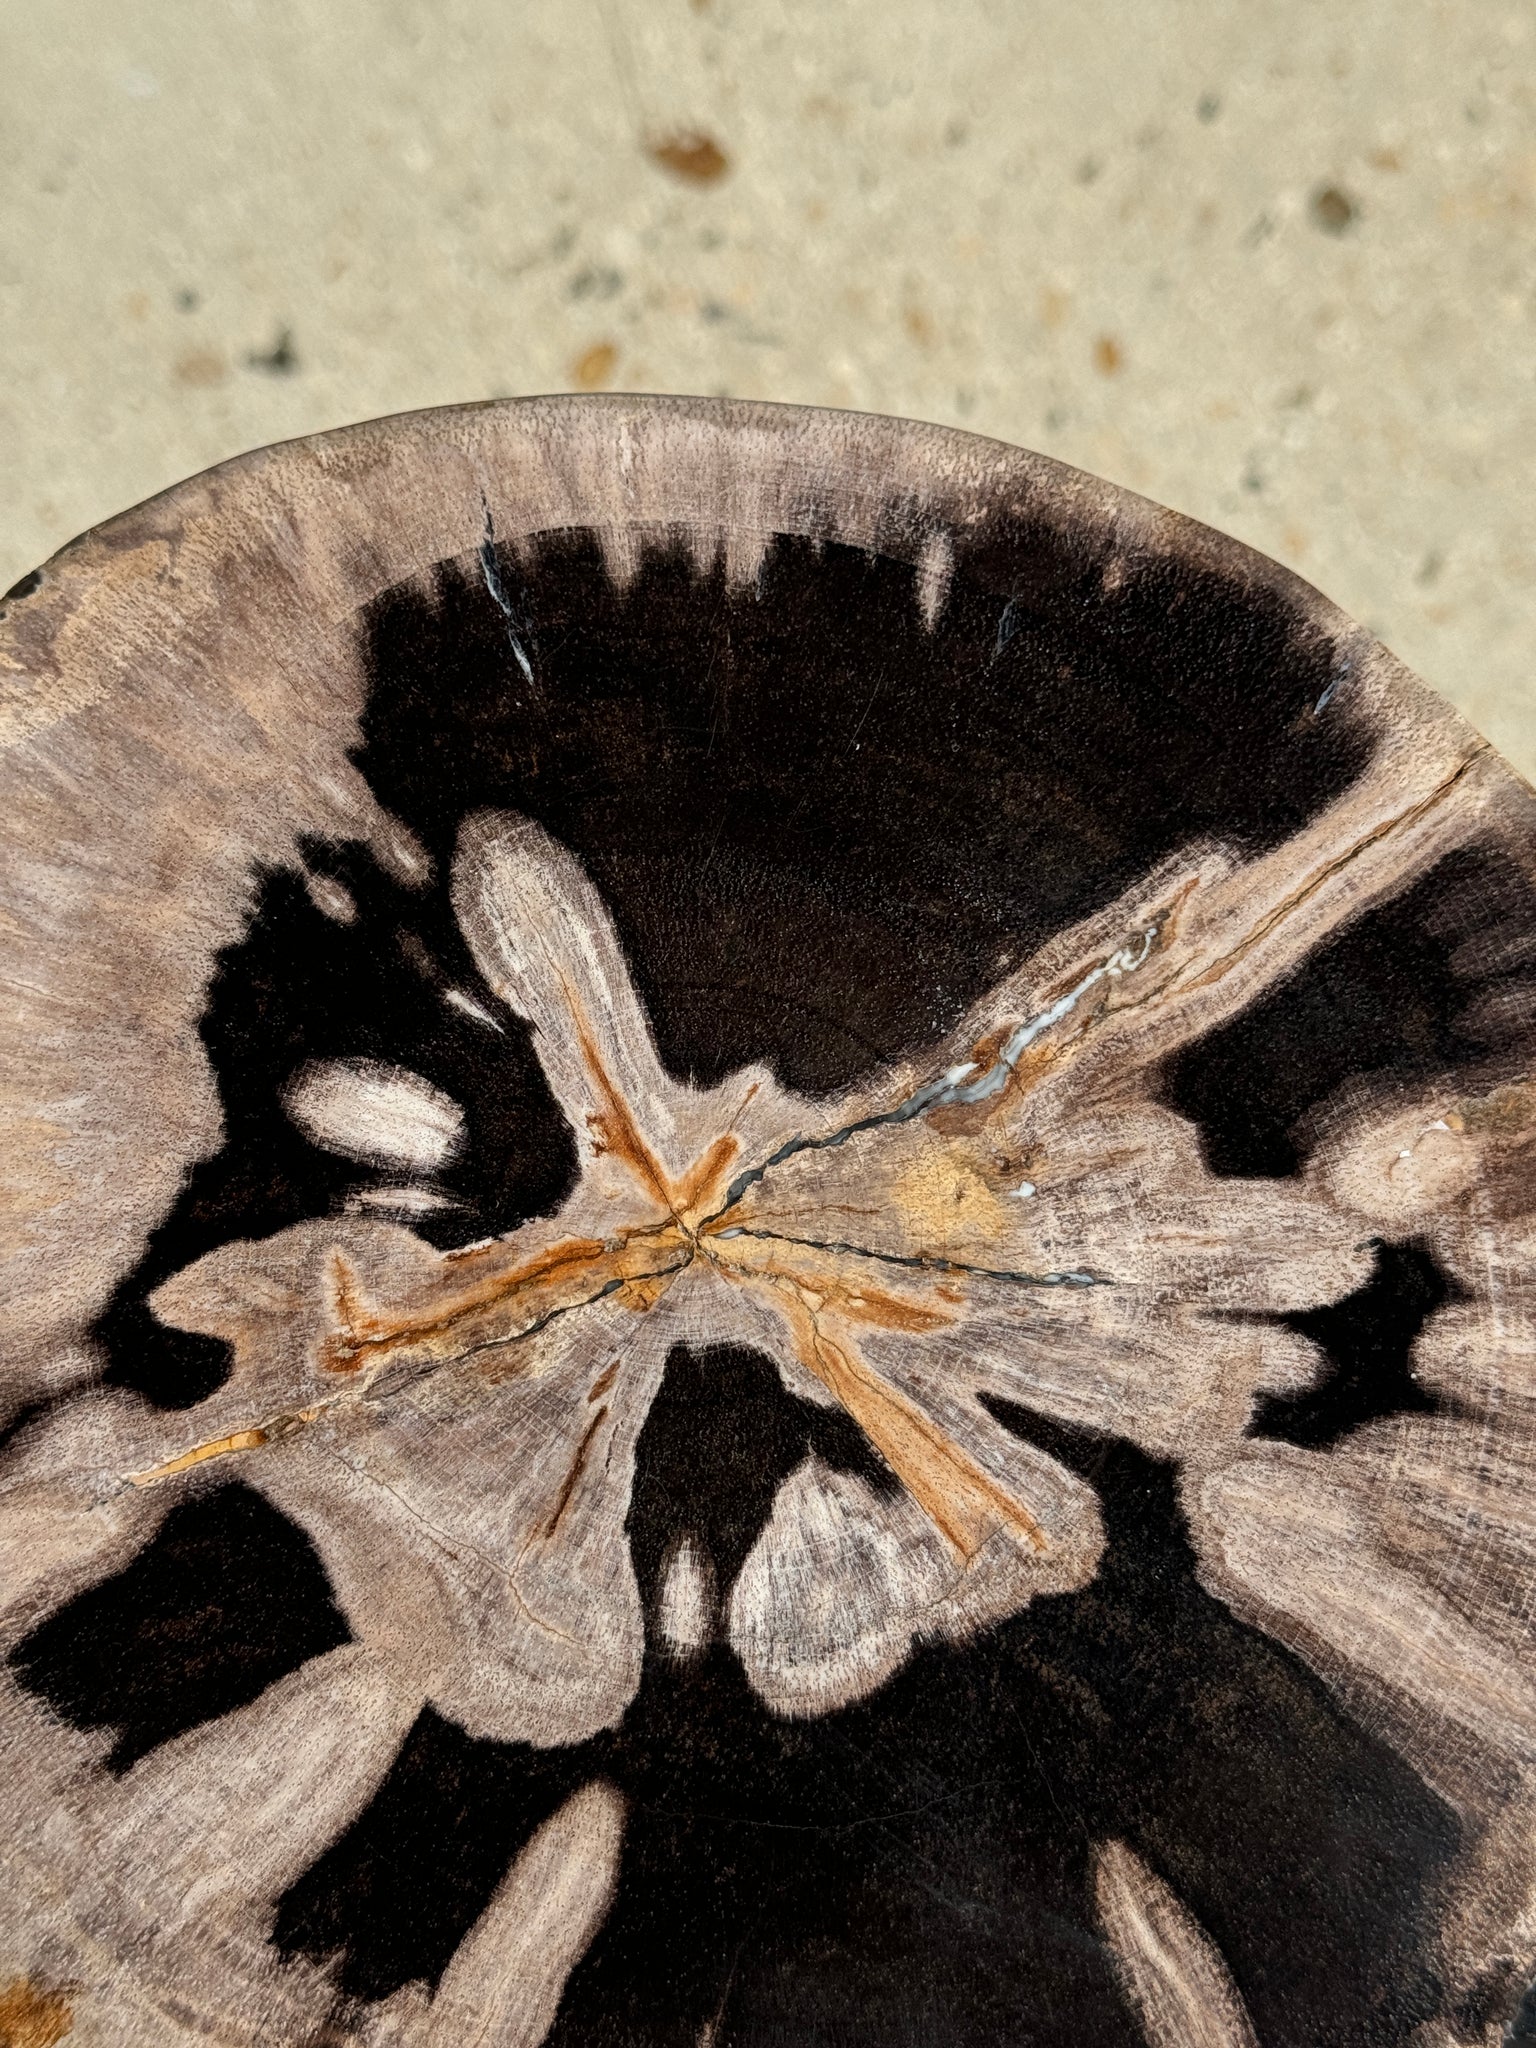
[2, 397, 1535, 2045]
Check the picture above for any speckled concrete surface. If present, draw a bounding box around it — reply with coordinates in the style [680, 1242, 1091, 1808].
[3, 1, 1534, 773]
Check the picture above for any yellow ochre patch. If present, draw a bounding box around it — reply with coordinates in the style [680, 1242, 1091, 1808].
[0, 1977, 72, 2048]
[892, 1147, 1012, 1258]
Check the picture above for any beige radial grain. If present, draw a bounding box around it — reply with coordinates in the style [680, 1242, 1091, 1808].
[1095, 1840, 1259, 2048]
[423, 1780, 626, 2048]
[77, 1644, 421, 1936]
[1196, 1453, 1536, 1778]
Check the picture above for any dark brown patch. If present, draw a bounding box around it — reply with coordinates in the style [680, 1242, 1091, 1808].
[1310, 185, 1357, 235]
[647, 131, 730, 185]
[9, 1483, 350, 1771]
[589, 1358, 622, 1403]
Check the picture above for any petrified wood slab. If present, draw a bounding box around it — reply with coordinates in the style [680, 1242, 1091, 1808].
[2, 396, 1535, 2047]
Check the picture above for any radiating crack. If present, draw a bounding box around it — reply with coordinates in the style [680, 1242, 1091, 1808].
[723, 744, 1488, 1219]
[122, 1250, 689, 1488]
[719, 924, 1166, 1212]
[478, 499, 537, 690]
[711, 1227, 1105, 1291]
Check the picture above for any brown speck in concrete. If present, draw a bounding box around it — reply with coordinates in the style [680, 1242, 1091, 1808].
[1310, 184, 1358, 235]
[1040, 286, 1070, 330]
[1369, 146, 1403, 172]
[904, 303, 935, 348]
[572, 341, 619, 390]
[1093, 334, 1124, 376]
[647, 131, 730, 185]
[174, 348, 226, 388]
[0, 1976, 73, 2048]
[125, 291, 149, 321]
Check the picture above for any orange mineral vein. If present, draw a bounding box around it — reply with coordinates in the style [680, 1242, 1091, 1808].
[133, 993, 1053, 1557]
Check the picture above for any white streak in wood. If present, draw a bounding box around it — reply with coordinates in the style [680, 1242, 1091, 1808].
[1095, 1839, 1259, 2048]
[371, 814, 433, 887]
[425, 1779, 625, 2048]
[445, 985, 505, 1032]
[454, 811, 681, 1182]
[915, 529, 953, 628]
[729, 1442, 1099, 1716]
[480, 501, 536, 689]
[345, 1185, 459, 1216]
[658, 1537, 714, 1657]
[730, 1462, 951, 1714]
[303, 871, 357, 924]
[928, 924, 1159, 1109]
[283, 1058, 464, 1173]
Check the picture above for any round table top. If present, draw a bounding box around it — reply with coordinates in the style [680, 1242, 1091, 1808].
[3, 396, 1535, 2047]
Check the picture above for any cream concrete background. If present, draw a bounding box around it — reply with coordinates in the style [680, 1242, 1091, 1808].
[3, 0, 1534, 773]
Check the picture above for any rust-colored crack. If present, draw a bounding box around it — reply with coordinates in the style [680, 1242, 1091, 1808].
[127, 946, 1088, 1549]
[0, 1977, 72, 2048]
[588, 1358, 622, 1403]
[543, 1404, 610, 1539]
[123, 1252, 683, 1489]
[128, 1427, 270, 1486]
[706, 1232, 1047, 1558]
[568, 978, 677, 1215]
[319, 1230, 686, 1376]
[567, 977, 742, 1225]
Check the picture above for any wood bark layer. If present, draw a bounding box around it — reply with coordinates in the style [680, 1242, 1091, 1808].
[2, 397, 1535, 2045]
